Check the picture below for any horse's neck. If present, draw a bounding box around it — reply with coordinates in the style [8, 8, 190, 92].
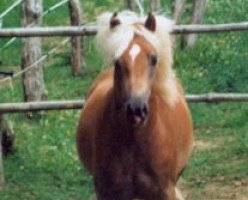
[153, 60, 179, 107]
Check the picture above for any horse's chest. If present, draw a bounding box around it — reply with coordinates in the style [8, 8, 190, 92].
[111, 143, 157, 187]
[107, 151, 160, 199]
[95, 130, 167, 199]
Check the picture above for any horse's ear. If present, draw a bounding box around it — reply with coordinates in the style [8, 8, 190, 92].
[145, 12, 156, 32]
[110, 12, 121, 29]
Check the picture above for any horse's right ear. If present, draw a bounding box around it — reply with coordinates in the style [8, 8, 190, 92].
[110, 12, 121, 29]
[145, 12, 156, 32]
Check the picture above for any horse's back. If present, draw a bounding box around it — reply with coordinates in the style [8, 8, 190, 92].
[76, 68, 113, 173]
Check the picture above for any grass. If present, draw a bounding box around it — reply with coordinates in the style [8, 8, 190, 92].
[1, 0, 248, 199]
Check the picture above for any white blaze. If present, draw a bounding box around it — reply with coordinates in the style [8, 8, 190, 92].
[129, 44, 141, 63]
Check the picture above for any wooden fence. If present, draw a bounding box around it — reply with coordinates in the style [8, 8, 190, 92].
[1, 93, 248, 114]
[0, 0, 81, 187]
[0, 22, 248, 37]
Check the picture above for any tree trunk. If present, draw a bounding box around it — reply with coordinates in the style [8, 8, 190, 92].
[68, 0, 85, 76]
[149, 0, 161, 13]
[21, 0, 46, 102]
[186, 0, 206, 48]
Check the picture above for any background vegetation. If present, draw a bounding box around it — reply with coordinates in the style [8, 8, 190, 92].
[0, 0, 247, 199]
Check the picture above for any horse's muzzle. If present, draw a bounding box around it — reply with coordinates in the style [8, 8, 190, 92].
[126, 97, 148, 127]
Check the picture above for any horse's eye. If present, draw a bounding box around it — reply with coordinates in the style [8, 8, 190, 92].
[149, 54, 157, 67]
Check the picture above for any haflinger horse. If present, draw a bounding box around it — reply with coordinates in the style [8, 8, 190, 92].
[76, 11, 194, 200]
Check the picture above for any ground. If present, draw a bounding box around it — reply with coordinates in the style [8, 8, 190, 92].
[0, 0, 248, 199]
[180, 139, 248, 200]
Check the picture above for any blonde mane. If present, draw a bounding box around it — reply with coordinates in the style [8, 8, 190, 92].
[96, 11, 179, 106]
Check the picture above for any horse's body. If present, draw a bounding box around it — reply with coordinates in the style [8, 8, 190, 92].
[77, 11, 193, 200]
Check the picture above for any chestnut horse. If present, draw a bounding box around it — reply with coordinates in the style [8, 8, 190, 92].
[77, 11, 194, 200]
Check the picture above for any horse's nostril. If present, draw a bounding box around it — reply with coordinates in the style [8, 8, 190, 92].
[142, 105, 148, 117]
[135, 107, 142, 117]
[126, 100, 148, 122]
[126, 103, 134, 116]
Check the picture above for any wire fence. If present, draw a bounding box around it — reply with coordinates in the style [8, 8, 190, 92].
[0, 0, 69, 50]
[0, 0, 23, 22]
[0, 0, 72, 88]
[0, 38, 69, 85]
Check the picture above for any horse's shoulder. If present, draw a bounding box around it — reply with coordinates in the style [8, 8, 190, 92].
[77, 67, 114, 141]
[86, 68, 114, 99]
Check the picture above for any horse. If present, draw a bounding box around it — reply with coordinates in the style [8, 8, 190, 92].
[76, 11, 194, 200]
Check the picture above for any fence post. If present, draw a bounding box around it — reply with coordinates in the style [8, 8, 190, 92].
[149, 0, 161, 13]
[124, 0, 138, 11]
[186, 0, 206, 48]
[68, 0, 85, 76]
[0, 115, 5, 188]
[21, 0, 46, 103]
[125, 0, 133, 10]
[172, 0, 187, 25]
[171, 0, 187, 47]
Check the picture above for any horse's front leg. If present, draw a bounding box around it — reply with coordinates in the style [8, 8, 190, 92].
[93, 171, 133, 200]
[159, 186, 184, 200]
[175, 187, 185, 200]
[159, 181, 177, 200]
[161, 186, 185, 200]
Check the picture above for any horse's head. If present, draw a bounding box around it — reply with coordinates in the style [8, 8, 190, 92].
[110, 13, 158, 128]
[97, 11, 174, 128]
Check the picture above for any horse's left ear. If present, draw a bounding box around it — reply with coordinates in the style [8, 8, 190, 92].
[110, 12, 121, 29]
[145, 12, 156, 32]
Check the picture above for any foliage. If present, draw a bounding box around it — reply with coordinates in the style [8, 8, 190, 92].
[0, 0, 247, 199]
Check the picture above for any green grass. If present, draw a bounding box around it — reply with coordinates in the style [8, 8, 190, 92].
[0, 111, 93, 200]
[1, 0, 248, 199]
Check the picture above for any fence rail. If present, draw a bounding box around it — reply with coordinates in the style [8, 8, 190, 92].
[0, 100, 84, 113]
[186, 93, 248, 103]
[0, 22, 248, 38]
[1, 93, 248, 113]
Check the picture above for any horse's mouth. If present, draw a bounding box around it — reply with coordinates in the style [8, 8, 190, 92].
[128, 115, 147, 129]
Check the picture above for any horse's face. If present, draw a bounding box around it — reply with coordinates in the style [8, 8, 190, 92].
[114, 36, 157, 127]
[112, 14, 158, 128]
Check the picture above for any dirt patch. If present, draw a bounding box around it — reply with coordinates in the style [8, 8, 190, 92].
[203, 181, 248, 200]
[193, 139, 217, 151]
[179, 136, 248, 200]
[178, 178, 248, 200]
